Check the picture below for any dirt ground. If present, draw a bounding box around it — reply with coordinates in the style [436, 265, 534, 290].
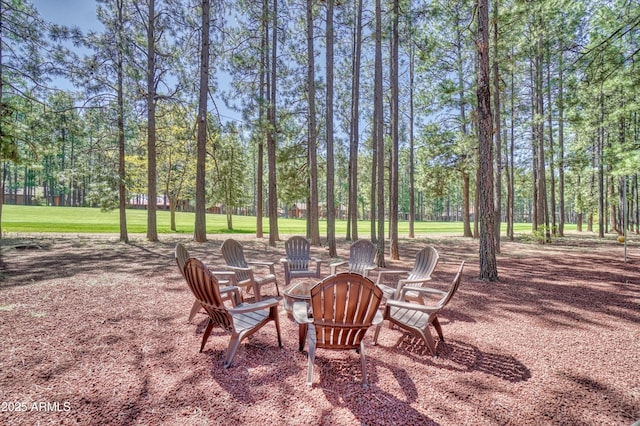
[0, 231, 638, 425]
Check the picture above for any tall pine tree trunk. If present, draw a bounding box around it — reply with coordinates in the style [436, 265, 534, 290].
[390, 0, 399, 260]
[267, 0, 279, 246]
[546, 47, 556, 237]
[477, 0, 498, 281]
[408, 23, 415, 239]
[558, 49, 565, 237]
[347, 0, 363, 242]
[306, 0, 320, 245]
[492, 1, 501, 253]
[256, 0, 267, 239]
[374, 0, 384, 266]
[146, 0, 158, 242]
[116, 0, 128, 243]
[194, 0, 210, 242]
[598, 89, 605, 238]
[326, 0, 336, 256]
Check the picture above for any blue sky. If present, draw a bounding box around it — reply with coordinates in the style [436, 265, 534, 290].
[31, 0, 240, 124]
[32, 0, 100, 32]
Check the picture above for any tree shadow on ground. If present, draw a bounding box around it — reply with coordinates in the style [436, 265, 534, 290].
[314, 355, 441, 425]
[379, 334, 531, 383]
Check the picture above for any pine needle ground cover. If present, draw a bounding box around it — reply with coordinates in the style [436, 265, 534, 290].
[0, 233, 637, 425]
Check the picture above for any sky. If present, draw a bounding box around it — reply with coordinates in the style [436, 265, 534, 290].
[32, 0, 100, 32]
[30, 0, 240, 124]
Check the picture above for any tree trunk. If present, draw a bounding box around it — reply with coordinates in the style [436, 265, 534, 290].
[507, 49, 515, 240]
[535, 43, 549, 242]
[146, 0, 158, 242]
[477, 0, 498, 281]
[462, 172, 472, 237]
[306, 0, 320, 246]
[598, 89, 605, 238]
[492, 1, 501, 253]
[408, 31, 415, 239]
[326, 0, 336, 256]
[389, 0, 399, 260]
[558, 49, 565, 237]
[348, 0, 363, 242]
[116, 0, 128, 243]
[256, 0, 267, 239]
[374, 0, 384, 266]
[170, 195, 176, 231]
[546, 47, 556, 237]
[267, 0, 279, 246]
[455, 11, 472, 238]
[194, 0, 210, 243]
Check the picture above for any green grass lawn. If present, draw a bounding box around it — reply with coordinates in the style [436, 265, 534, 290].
[1, 204, 559, 236]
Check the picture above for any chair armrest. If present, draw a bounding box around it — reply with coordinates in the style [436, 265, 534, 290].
[376, 283, 396, 299]
[292, 301, 312, 324]
[375, 269, 407, 285]
[372, 310, 383, 326]
[210, 270, 237, 285]
[211, 270, 236, 277]
[399, 277, 433, 285]
[248, 260, 275, 267]
[248, 261, 276, 274]
[230, 298, 279, 314]
[310, 257, 323, 264]
[329, 261, 347, 275]
[385, 298, 440, 314]
[225, 265, 252, 273]
[219, 286, 243, 306]
[399, 286, 447, 298]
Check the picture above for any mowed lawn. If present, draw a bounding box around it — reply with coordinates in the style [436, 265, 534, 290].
[2, 204, 558, 236]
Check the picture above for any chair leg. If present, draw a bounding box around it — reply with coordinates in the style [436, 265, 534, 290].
[372, 323, 381, 345]
[188, 300, 202, 323]
[432, 317, 445, 341]
[306, 325, 316, 386]
[419, 328, 438, 357]
[359, 341, 369, 388]
[200, 320, 215, 353]
[252, 282, 261, 302]
[271, 306, 283, 347]
[224, 332, 243, 369]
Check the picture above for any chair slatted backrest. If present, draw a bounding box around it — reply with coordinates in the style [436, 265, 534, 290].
[406, 246, 439, 284]
[221, 239, 251, 283]
[436, 261, 465, 310]
[285, 236, 311, 271]
[348, 240, 377, 275]
[183, 258, 233, 332]
[175, 243, 190, 279]
[310, 273, 382, 350]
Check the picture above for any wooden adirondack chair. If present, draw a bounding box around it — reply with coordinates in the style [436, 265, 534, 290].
[328, 239, 378, 278]
[376, 245, 440, 303]
[293, 272, 383, 388]
[373, 261, 464, 356]
[175, 243, 241, 323]
[281, 236, 322, 286]
[220, 238, 279, 302]
[182, 257, 282, 368]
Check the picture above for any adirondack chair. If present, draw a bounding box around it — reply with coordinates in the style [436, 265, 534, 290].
[293, 272, 383, 388]
[175, 243, 241, 323]
[281, 236, 323, 286]
[328, 239, 378, 278]
[373, 261, 464, 356]
[221, 238, 279, 302]
[182, 257, 282, 368]
[376, 245, 440, 303]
